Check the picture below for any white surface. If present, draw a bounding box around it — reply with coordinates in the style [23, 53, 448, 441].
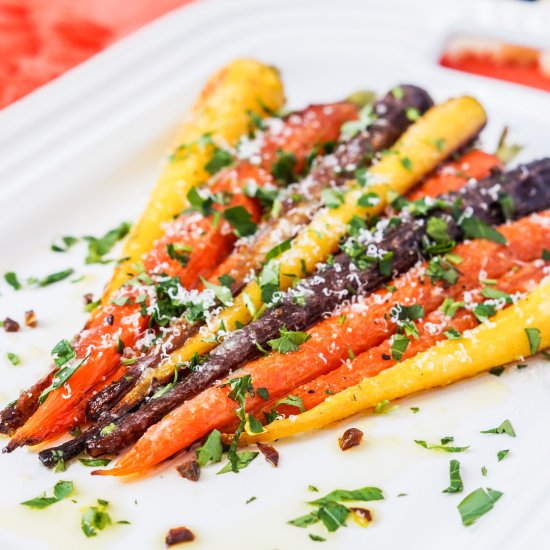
[0, 0, 550, 549]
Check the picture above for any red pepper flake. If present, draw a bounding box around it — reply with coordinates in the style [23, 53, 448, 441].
[24, 310, 37, 328]
[338, 427, 363, 451]
[165, 526, 195, 546]
[176, 459, 200, 482]
[257, 442, 279, 467]
[3, 317, 20, 333]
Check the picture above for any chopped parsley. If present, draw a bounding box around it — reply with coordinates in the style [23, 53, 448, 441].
[274, 395, 305, 412]
[489, 366, 505, 376]
[81, 499, 114, 537]
[473, 303, 497, 323]
[405, 107, 421, 122]
[289, 486, 383, 535]
[4, 271, 21, 290]
[400, 157, 413, 171]
[265, 239, 292, 261]
[460, 216, 507, 245]
[51, 235, 79, 253]
[425, 256, 459, 285]
[390, 334, 410, 361]
[268, 327, 311, 354]
[218, 375, 258, 474]
[457, 488, 502, 526]
[196, 429, 223, 467]
[84, 222, 131, 264]
[271, 150, 298, 185]
[444, 328, 462, 340]
[525, 327, 541, 355]
[201, 278, 233, 306]
[497, 449, 509, 462]
[39, 341, 88, 404]
[415, 439, 469, 453]
[340, 104, 376, 139]
[357, 192, 380, 208]
[21, 480, 74, 509]
[443, 460, 463, 494]
[100, 423, 116, 436]
[7, 352, 20, 366]
[223, 206, 257, 237]
[480, 419, 516, 437]
[374, 399, 398, 414]
[321, 188, 345, 209]
[204, 147, 234, 175]
[166, 243, 192, 267]
[79, 458, 111, 467]
[31, 268, 75, 287]
[498, 192, 514, 220]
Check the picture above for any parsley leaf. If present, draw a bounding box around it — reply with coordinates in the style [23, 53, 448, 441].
[415, 440, 469, 453]
[79, 458, 111, 467]
[309, 487, 384, 506]
[204, 148, 233, 175]
[81, 499, 113, 537]
[458, 488, 503, 526]
[268, 327, 311, 354]
[274, 394, 305, 412]
[7, 352, 20, 366]
[4, 271, 21, 290]
[390, 334, 409, 361]
[525, 327, 541, 355]
[443, 460, 463, 493]
[223, 206, 257, 237]
[196, 429, 223, 467]
[21, 480, 74, 509]
[84, 222, 131, 264]
[265, 239, 292, 261]
[271, 150, 297, 185]
[460, 217, 507, 245]
[201, 278, 233, 306]
[480, 419, 516, 437]
[497, 449, 509, 461]
[217, 451, 258, 474]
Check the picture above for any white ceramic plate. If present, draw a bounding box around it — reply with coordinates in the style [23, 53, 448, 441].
[1, 1, 549, 548]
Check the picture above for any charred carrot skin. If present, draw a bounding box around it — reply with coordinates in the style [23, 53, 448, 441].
[94, 210, 550, 476]
[207, 85, 435, 293]
[276, 260, 549, 415]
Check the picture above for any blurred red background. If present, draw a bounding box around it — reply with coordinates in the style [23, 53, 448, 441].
[0, 0, 194, 109]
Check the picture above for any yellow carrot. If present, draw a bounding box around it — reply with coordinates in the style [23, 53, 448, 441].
[243, 279, 550, 443]
[103, 59, 285, 301]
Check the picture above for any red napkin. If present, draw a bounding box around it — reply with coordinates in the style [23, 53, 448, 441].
[0, 0, 194, 109]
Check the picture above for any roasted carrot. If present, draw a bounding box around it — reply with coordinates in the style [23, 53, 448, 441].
[407, 149, 502, 200]
[115, 97, 488, 416]
[96, 160, 549, 477]
[6, 102, 357, 450]
[205, 85, 435, 291]
[275, 260, 548, 416]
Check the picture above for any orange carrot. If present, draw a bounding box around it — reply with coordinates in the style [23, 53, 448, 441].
[407, 149, 502, 200]
[8, 102, 357, 450]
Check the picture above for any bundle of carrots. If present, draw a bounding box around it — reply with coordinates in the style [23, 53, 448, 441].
[2, 59, 549, 481]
